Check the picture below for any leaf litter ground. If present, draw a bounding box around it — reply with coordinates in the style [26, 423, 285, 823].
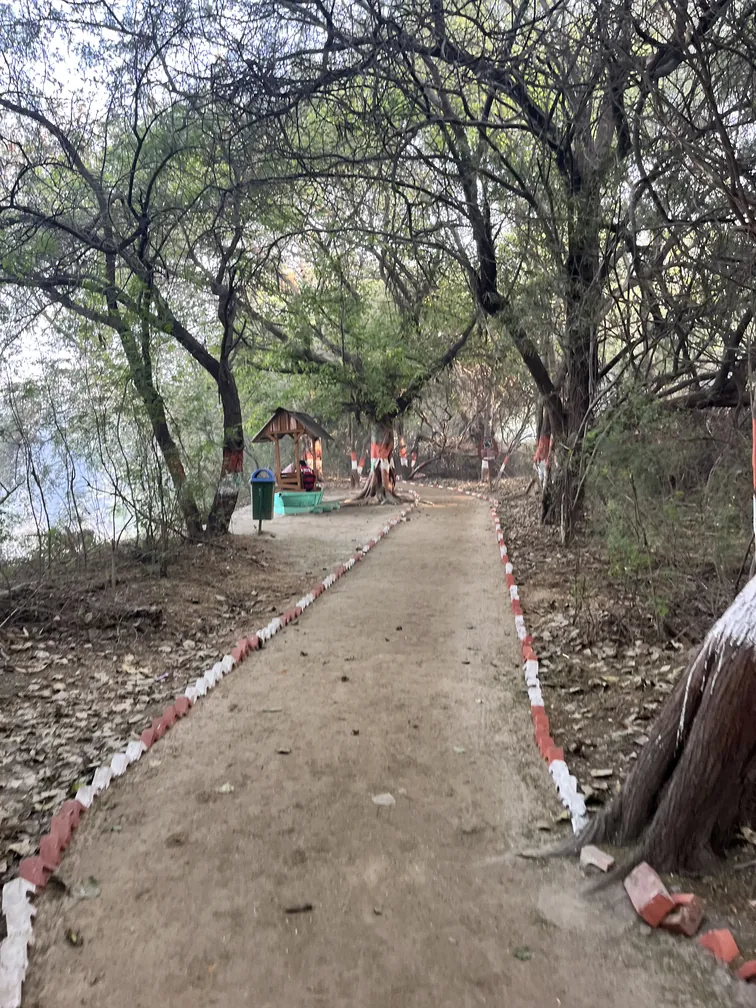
[0, 495, 383, 919]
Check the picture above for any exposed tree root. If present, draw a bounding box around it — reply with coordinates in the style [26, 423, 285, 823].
[342, 467, 413, 506]
[342, 491, 411, 507]
[544, 578, 756, 876]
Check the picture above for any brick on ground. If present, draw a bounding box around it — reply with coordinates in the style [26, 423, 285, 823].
[623, 862, 675, 927]
[660, 893, 704, 938]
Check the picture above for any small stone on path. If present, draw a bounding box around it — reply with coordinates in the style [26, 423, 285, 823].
[579, 845, 615, 873]
[372, 793, 395, 807]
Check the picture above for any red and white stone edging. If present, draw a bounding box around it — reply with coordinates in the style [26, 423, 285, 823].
[488, 504, 587, 833]
[0, 503, 415, 1008]
[427, 481, 587, 834]
[424, 482, 756, 981]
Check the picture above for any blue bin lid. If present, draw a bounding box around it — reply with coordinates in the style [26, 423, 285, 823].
[249, 467, 276, 483]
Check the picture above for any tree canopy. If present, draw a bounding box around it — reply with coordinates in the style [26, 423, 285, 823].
[0, 0, 755, 537]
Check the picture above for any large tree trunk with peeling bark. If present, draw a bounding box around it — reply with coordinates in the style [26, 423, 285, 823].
[560, 577, 756, 873]
[345, 422, 411, 505]
[206, 362, 244, 535]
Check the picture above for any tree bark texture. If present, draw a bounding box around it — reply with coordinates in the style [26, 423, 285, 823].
[560, 576, 756, 873]
[206, 362, 245, 535]
[345, 423, 409, 504]
[541, 201, 601, 541]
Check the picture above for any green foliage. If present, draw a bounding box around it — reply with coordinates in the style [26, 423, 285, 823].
[586, 394, 751, 629]
[241, 229, 474, 427]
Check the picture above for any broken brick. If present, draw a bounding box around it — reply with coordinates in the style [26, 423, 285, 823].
[623, 862, 675, 927]
[660, 893, 704, 937]
[737, 961, 756, 982]
[580, 845, 615, 873]
[699, 928, 739, 963]
[247, 635, 260, 651]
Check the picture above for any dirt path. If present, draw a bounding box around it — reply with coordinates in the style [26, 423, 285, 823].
[0, 489, 396, 883]
[24, 492, 738, 1008]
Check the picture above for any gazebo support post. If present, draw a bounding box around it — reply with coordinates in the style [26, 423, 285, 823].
[294, 433, 302, 490]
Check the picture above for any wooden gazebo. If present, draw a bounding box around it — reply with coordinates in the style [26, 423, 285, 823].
[251, 408, 332, 492]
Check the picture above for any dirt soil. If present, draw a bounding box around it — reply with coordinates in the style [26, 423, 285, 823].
[0, 490, 386, 899]
[487, 476, 756, 964]
[18, 491, 748, 1007]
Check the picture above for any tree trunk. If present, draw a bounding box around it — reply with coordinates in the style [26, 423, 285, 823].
[541, 202, 600, 541]
[206, 362, 244, 535]
[349, 415, 358, 488]
[542, 438, 583, 544]
[345, 422, 409, 504]
[118, 329, 204, 539]
[559, 576, 756, 873]
[534, 405, 552, 488]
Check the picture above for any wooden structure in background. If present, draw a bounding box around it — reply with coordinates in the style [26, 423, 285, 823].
[251, 408, 332, 491]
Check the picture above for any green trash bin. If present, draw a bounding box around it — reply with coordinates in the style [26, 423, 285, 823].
[249, 468, 275, 532]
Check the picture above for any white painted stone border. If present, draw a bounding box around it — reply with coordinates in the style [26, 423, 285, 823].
[427, 481, 587, 833]
[0, 500, 416, 1008]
